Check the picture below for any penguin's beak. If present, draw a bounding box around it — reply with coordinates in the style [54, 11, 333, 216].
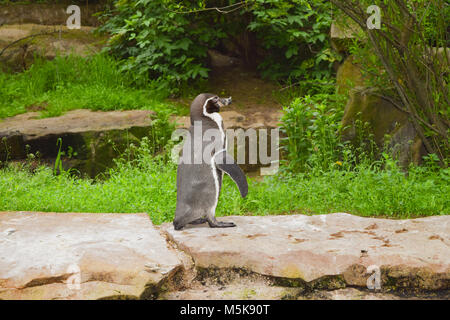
[218, 97, 232, 108]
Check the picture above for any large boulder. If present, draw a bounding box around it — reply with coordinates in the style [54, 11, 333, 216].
[330, 16, 363, 53]
[0, 212, 182, 300]
[0, 109, 155, 177]
[0, 24, 106, 71]
[336, 55, 364, 94]
[341, 87, 426, 166]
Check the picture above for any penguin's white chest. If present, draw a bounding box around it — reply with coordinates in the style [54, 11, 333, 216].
[209, 113, 225, 148]
[202, 97, 226, 148]
[203, 113, 225, 208]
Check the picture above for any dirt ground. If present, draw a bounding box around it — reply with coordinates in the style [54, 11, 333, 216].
[171, 66, 283, 116]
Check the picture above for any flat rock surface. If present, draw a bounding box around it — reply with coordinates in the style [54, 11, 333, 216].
[174, 109, 282, 130]
[163, 213, 450, 290]
[0, 109, 156, 177]
[0, 109, 154, 138]
[0, 212, 181, 300]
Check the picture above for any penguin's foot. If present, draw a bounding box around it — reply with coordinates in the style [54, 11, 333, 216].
[207, 217, 236, 228]
[189, 217, 208, 225]
[173, 221, 185, 230]
[211, 221, 236, 228]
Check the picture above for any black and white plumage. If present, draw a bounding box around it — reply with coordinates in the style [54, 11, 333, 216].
[173, 93, 248, 230]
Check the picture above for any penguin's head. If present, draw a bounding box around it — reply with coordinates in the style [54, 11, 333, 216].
[190, 93, 232, 123]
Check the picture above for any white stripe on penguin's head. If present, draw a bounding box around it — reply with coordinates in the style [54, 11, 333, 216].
[202, 96, 226, 152]
[202, 96, 216, 117]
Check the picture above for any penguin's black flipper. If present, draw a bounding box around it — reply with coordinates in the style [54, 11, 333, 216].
[215, 151, 248, 198]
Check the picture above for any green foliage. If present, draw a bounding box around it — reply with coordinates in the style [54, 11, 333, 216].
[1, 0, 447, 222]
[222, 162, 450, 217]
[99, 0, 223, 93]
[0, 137, 448, 219]
[332, 0, 449, 164]
[280, 91, 348, 172]
[116, 112, 176, 166]
[248, 0, 339, 80]
[420, 0, 450, 46]
[54, 138, 64, 175]
[99, 0, 338, 91]
[0, 54, 176, 119]
[0, 1, 89, 3]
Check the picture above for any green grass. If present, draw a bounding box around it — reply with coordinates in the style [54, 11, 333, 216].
[0, 147, 448, 223]
[0, 54, 179, 119]
[0, 54, 447, 222]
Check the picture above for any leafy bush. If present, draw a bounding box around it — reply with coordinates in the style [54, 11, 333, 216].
[99, 0, 223, 93]
[99, 0, 339, 92]
[248, 0, 339, 80]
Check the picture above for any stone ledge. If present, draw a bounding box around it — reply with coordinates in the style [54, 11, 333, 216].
[163, 213, 450, 291]
[1, 211, 449, 300]
[0, 109, 155, 177]
[0, 109, 154, 138]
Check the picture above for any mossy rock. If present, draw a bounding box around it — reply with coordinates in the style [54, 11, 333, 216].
[0, 2, 105, 27]
[340, 87, 426, 166]
[330, 15, 365, 53]
[0, 24, 107, 72]
[0, 134, 26, 161]
[0, 109, 155, 178]
[336, 55, 364, 94]
[70, 128, 147, 178]
[382, 266, 450, 293]
[342, 87, 408, 145]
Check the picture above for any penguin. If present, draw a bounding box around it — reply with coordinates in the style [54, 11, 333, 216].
[173, 93, 248, 230]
